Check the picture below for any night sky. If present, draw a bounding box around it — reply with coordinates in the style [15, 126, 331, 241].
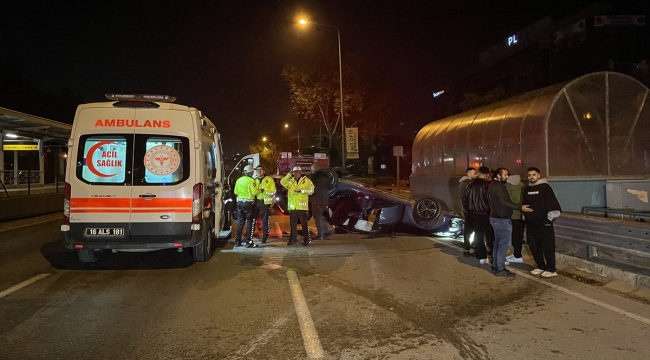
[2, 0, 644, 155]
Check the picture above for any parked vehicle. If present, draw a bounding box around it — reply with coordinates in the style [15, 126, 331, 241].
[61, 93, 259, 263]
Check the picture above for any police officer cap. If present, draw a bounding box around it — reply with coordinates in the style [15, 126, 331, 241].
[291, 166, 302, 172]
[244, 165, 254, 173]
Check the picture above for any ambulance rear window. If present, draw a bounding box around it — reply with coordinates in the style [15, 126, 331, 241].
[77, 135, 130, 185]
[133, 135, 189, 186]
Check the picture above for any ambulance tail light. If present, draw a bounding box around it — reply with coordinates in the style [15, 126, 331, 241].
[63, 182, 71, 223]
[192, 183, 203, 223]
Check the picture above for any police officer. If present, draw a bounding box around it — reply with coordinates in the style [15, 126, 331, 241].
[234, 165, 260, 248]
[253, 165, 276, 243]
[280, 166, 314, 246]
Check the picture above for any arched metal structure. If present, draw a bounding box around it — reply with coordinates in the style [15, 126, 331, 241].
[411, 72, 650, 212]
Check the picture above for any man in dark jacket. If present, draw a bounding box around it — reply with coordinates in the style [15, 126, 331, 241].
[522, 167, 562, 278]
[488, 168, 520, 276]
[462, 166, 493, 264]
[310, 164, 332, 240]
[458, 167, 477, 256]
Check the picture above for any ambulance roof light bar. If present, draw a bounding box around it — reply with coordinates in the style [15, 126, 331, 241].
[105, 94, 177, 103]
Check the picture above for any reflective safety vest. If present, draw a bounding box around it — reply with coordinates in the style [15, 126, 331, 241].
[280, 173, 314, 211]
[234, 175, 259, 201]
[255, 175, 277, 205]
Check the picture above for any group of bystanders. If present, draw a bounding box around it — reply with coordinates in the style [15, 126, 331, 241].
[460, 166, 562, 278]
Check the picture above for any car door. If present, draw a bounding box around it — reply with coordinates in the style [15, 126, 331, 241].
[70, 107, 135, 238]
[129, 108, 194, 239]
[222, 153, 260, 230]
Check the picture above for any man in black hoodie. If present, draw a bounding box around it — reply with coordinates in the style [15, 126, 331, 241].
[522, 167, 562, 278]
[488, 168, 520, 277]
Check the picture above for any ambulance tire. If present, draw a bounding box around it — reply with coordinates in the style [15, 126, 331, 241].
[193, 219, 212, 262]
[77, 248, 101, 263]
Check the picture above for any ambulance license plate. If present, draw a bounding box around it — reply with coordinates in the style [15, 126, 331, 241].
[85, 228, 125, 236]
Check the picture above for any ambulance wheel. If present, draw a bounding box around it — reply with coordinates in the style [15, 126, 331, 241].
[193, 220, 212, 262]
[77, 249, 101, 263]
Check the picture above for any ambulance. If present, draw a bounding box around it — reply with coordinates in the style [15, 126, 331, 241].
[61, 94, 258, 263]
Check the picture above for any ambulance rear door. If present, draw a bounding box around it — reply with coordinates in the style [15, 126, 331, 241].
[70, 107, 135, 238]
[129, 107, 194, 240]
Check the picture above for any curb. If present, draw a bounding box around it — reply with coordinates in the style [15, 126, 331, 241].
[428, 237, 650, 291]
[0, 212, 62, 233]
[555, 253, 650, 289]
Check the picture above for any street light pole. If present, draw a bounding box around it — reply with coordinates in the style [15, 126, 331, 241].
[336, 27, 346, 169]
[299, 19, 345, 168]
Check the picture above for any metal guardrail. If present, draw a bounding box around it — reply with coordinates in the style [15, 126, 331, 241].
[554, 214, 650, 267]
[582, 206, 650, 221]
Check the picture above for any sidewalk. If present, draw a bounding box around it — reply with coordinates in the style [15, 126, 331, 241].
[1, 183, 64, 197]
[429, 236, 650, 298]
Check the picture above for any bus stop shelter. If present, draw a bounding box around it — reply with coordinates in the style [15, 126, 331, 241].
[0, 107, 71, 189]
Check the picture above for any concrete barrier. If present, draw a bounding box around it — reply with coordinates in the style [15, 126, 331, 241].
[0, 193, 64, 221]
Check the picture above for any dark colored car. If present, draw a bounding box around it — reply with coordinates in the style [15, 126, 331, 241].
[273, 170, 463, 237]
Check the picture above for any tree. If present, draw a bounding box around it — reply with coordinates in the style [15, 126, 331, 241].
[249, 142, 278, 174]
[281, 60, 365, 155]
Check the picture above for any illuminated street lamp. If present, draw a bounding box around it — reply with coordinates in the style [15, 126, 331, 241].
[298, 18, 346, 168]
[283, 123, 300, 152]
[262, 136, 268, 142]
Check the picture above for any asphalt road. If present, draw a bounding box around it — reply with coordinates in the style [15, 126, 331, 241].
[1, 214, 649, 360]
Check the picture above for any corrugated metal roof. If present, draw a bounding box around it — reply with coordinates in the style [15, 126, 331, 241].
[0, 107, 71, 141]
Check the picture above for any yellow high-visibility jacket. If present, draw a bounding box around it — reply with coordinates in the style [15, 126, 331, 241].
[280, 173, 314, 211]
[255, 175, 277, 205]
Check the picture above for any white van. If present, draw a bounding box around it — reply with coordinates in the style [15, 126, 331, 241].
[61, 94, 258, 263]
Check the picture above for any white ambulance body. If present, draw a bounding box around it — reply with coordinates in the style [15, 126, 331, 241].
[61, 94, 258, 263]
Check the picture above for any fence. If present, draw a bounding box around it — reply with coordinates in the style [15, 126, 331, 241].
[1, 170, 62, 197]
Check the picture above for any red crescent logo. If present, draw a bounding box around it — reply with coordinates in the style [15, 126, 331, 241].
[86, 141, 120, 178]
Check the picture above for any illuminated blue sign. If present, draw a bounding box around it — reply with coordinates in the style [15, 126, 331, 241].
[508, 35, 518, 46]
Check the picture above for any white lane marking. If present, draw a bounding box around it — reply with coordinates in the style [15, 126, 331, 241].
[244, 315, 291, 355]
[509, 268, 650, 325]
[427, 236, 650, 325]
[286, 270, 325, 359]
[0, 274, 51, 299]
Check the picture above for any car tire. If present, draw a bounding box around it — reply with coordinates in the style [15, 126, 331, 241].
[324, 169, 339, 189]
[193, 220, 212, 262]
[77, 248, 101, 263]
[412, 197, 442, 225]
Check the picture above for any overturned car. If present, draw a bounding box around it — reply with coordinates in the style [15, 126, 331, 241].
[273, 170, 463, 237]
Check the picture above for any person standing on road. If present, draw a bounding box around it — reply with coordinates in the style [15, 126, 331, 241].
[281, 166, 315, 246]
[458, 167, 477, 256]
[310, 163, 333, 240]
[506, 174, 526, 264]
[253, 165, 276, 244]
[522, 167, 562, 278]
[462, 166, 493, 264]
[488, 168, 520, 277]
[234, 165, 260, 248]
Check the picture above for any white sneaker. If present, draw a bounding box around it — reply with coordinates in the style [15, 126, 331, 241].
[506, 254, 515, 261]
[479, 258, 491, 265]
[504, 261, 510, 266]
[541, 271, 557, 278]
[508, 256, 524, 263]
[530, 268, 544, 275]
